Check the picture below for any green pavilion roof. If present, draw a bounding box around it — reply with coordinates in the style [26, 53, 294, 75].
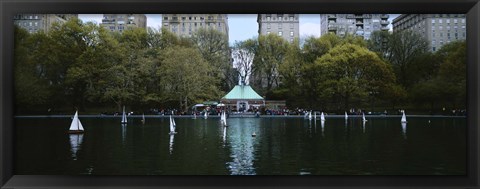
[222, 85, 264, 100]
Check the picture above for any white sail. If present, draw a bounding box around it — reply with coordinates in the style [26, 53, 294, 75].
[169, 116, 175, 134]
[78, 118, 84, 131]
[221, 111, 227, 126]
[401, 112, 407, 123]
[362, 113, 367, 122]
[69, 111, 84, 131]
[320, 112, 325, 121]
[121, 106, 127, 123]
[345, 112, 348, 120]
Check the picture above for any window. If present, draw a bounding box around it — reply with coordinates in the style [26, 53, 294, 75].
[163, 17, 168, 20]
[438, 19, 442, 23]
[278, 24, 282, 29]
[279, 16, 283, 21]
[34, 15, 38, 19]
[290, 31, 294, 36]
[267, 31, 270, 34]
[439, 26, 443, 30]
[29, 22, 32, 26]
[266, 16, 271, 21]
[431, 19, 435, 23]
[189, 17, 192, 20]
[462, 19, 465, 23]
[454, 19, 458, 23]
[290, 23, 294, 28]
[278, 31, 283, 36]
[446, 19, 450, 24]
[34, 22, 38, 26]
[433, 47, 436, 51]
[432, 40, 436, 45]
[289, 16, 294, 21]
[182, 17, 186, 20]
[267, 23, 271, 29]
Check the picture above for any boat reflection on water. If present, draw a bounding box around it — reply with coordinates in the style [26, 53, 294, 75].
[69, 133, 84, 160]
[401, 122, 407, 139]
[169, 134, 174, 154]
[226, 118, 258, 175]
[362, 121, 366, 133]
[321, 120, 325, 137]
[121, 123, 127, 144]
[222, 126, 227, 145]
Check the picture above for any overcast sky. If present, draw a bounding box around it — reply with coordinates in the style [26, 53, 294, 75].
[79, 14, 399, 45]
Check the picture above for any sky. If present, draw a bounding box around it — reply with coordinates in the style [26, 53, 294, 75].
[79, 14, 399, 45]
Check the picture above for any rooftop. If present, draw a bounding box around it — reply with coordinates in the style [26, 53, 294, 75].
[221, 85, 264, 100]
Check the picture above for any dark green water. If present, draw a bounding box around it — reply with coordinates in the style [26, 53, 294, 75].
[15, 116, 466, 175]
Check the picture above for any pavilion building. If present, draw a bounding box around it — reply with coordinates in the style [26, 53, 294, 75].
[220, 85, 264, 112]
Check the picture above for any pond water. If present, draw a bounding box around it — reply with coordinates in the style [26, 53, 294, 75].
[15, 116, 466, 175]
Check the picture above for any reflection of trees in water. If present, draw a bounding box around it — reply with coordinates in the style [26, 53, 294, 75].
[226, 119, 259, 175]
[69, 133, 84, 160]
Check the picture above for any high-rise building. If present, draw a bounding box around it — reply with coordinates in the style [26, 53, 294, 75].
[320, 14, 389, 39]
[13, 14, 78, 33]
[257, 14, 299, 43]
[101, 14, 147, 32]
[392, 14, 466, 52]
[161, 14, 229, 38]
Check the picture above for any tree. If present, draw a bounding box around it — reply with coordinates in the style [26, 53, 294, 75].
[314, 44, 396, 111]
[385, 30, 429, 88]
[277, 38, 305, 106]
[191, 28, 233, 91]
[251, 34, 289, 95]
[14, 27, 52, 110]
[160, 46, 219, 112]
[232, 39, 256, 85]
[367, 30, 391, 60]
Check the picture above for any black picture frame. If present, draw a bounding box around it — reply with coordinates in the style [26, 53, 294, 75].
[1, 0, 479, 188]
